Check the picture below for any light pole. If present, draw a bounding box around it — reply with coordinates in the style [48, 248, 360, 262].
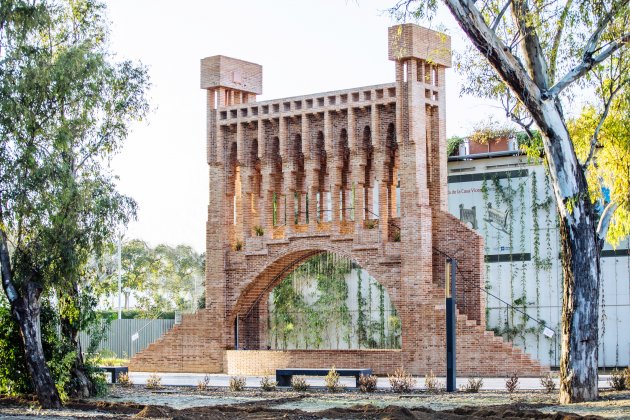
[117, 234, 122, 320]
[445, 257, 457, 392]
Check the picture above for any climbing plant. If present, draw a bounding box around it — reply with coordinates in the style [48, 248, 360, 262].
[268, 252, 401, 350]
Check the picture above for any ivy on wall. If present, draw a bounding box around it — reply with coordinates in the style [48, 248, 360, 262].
[481, 167, 557, 363]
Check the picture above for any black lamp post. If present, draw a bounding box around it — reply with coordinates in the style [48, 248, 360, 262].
[445, 258, 457, 392]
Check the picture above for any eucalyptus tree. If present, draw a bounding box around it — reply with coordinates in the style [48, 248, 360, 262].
[389, 0, 628, 403]
[0, 0, 149, 407]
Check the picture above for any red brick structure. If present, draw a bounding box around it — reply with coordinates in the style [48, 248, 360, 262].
[130, 24, 547, 376]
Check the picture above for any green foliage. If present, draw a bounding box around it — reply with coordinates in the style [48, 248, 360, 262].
[0, 0, 149, 404]
[568, 92, 630, 245]
[0, 297, 107, 398]
[324, 366, 342, 393]
[0, 303, 30, 395]
[447, 136, 464, 156]
[469, 118, 515, 145]
[269, 253, 401, 350]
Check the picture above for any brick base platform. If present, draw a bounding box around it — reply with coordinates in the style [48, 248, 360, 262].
[129, 302, 547, 377]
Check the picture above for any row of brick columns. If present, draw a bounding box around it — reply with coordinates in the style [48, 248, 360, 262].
[225, 107, 399, 244]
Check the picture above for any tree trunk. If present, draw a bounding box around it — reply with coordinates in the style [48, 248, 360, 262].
[441, 0, 602, 403]
[60, 311, 93, 398]
[12, 281, 62, 408]
[559, 205, 600, 403]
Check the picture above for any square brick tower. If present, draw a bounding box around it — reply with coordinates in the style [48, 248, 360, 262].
[129, 24, 546, 377]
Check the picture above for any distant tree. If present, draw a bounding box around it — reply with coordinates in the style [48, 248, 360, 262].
[389, 0, 628, 403]
[0, 0, 149, 407]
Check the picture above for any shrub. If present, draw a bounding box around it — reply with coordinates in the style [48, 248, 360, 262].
[424, 369, 442, 393]
[359, 374, 378, 393]
[505, 372, 519, 393]
[229, 376, 246, 391]
[145, 373, 162, 390]
[197, 374, 210, 391]
[609, 368, 627, 391]
[253, 225, 264, 236]
[291, 376, 309, 392]
[393, 230, 401, 242]
[388, 368, 416, 393]
[540, 372, 556, 394]
[461, 377, 483, 393]
[365, 219, 378, 229]
[260, 375, 277, 391]
[325, 366, 342, 393]
[234, 240, 243, 251]
[117, 372, 133, 387]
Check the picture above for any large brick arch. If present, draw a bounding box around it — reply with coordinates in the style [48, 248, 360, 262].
[228, 240, 399, 324]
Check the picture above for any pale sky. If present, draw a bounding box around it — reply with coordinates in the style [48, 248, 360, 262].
[106, 0, 505, 252]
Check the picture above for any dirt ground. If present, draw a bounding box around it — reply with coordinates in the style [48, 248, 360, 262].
[1, 386, 629, 419]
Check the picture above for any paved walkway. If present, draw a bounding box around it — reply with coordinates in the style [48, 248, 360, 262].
[128, 372, 614, 390]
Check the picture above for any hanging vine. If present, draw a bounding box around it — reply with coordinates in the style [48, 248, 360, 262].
[269, 252, 401, 350]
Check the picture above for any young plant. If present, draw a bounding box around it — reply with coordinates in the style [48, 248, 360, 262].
[233, 240, 243, 251]
[424, 369, 441, 393]
[324, 366, 342, 393]
[358, 374, 378, 393]
[609, 369, 627, 391]
[540, 372, 556, 394]
[461, 377, 483, 393]
[291, 376, 309, 392]
[505, 372, 519, 394]
[260, 375, 277, 391]
[388, 367, 416, 393]
[197, 374, 210, 391]
[365, 219, 378, 230]
[253, 225, 264, 236]
[145, 373, 162, 390]
[229, 376, 246, 391]
[117, 372, 133, 387]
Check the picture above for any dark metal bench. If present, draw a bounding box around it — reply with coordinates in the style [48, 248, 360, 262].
[276, 368, 372, 388]
[98, 366, 128, 384]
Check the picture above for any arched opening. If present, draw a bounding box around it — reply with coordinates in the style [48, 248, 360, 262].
[269, 136, 283, 227]
[264, 252, 401, 350]
[338, 129, 351, 224]
[315, 131, 327, 222]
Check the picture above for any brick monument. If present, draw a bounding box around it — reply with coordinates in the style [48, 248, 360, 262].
[130, 24, 546, 376]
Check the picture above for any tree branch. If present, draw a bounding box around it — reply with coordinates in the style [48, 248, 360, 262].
[512, 0, 550, 89]
[549, 0, 573, 83]
[582, 82, 625, 170]
[490, 0, 512, 31]
[0, 210, 20, 305]
[546, 33, 630, 99]
[596, 201, 618, 248]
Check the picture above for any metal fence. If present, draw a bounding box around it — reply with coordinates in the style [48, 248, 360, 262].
[79, 319, 174, 358]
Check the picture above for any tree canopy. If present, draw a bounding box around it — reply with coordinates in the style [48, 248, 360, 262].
[0, 0, 149, 407]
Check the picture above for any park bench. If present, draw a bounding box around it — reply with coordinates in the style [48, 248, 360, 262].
[98, 366, 128, 384]
[276, 368, 372, 388]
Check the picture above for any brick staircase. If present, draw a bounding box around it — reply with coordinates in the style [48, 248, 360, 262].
[129, 303, 548, 376]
